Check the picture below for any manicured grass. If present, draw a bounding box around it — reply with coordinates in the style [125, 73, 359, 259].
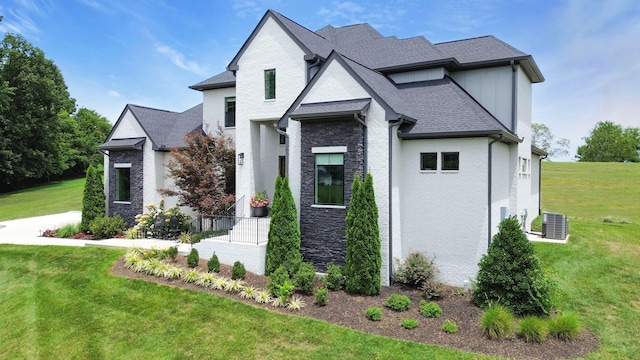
[541, 162, 640, 223]
[0, 178, 85, 221]
[0, 246, 490, 359]
[536, 161, 640, 359]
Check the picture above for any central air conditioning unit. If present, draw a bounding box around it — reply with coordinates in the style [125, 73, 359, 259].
[542, 212, 568, 240]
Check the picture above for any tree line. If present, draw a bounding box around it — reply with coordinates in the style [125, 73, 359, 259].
[0, 30, 111, 191]
[533, 121, 639, 162]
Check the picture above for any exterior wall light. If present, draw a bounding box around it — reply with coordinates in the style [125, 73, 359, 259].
[238, 152, 244, 165]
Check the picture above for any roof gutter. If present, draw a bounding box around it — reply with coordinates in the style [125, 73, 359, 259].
[487, 134, 503, 247]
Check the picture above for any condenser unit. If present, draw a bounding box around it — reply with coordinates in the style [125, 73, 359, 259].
[542, 212, 568, 240]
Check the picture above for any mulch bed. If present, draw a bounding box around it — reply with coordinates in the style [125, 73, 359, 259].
[110, 255, 599, 359]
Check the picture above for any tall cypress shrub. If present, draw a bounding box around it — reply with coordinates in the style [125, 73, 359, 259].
[265, 176, 301, 275]
[345, 173, 381, 295]
[473, 216, 556, 316]
[81, 164, 106, 232]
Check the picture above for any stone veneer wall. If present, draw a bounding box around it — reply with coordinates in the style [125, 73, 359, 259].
[299, 118, 364, 271]
[108, 149, 144, 227]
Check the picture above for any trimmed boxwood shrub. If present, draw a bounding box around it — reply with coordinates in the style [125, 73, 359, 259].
[473, 216, 556, 316]
[294, 262, 316, 295]
[325, 262, 343, 291]
[187, 248, 199, 268]
[267, 265, 290, 295]
[315, 287, 328, 306]
[385, 294, 411, 312]
[231, 261, 246, 280]
[419, 300, 442, 318]
[365, 307, 382, 321]
[401, 319, 418, 329]
[89, 215, 126, 239]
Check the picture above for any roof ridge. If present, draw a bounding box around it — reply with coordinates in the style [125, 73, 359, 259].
[128, 104, 178, 114]
[434, 35, 493, 45]
[270, 9, 333, 43]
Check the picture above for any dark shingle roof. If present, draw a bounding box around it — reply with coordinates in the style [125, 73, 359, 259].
[395, 77, 517, 140]
[189, 70, 235, 91]
[434, 35, 527, 64]
[291, 98, 371, 120]
[99, 137, 146, 151]
[127, 103, 203, 150]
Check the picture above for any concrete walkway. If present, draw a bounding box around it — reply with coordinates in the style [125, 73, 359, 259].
[0, 211, 191, 252]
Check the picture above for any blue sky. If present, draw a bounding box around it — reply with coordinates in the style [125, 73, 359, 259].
[1, 0, 639, 160]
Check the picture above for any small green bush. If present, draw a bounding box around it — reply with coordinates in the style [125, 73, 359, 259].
[518, 316, 549, 343]
[89, 215, 126, 239]
[442, 320, 458, 334]
[401, 319, 418, 329]
[481, 303, 515, 340]
[325, 262, 343, 291]
[187, 248, 200, 268]
[166, 246, 178, 262]
[231, 261, 246, 280]
[365, 307, 382, 321]
[58, 223, 81, 238]
[549, 312, 581, 341]
[207, 252, 220, 272]
[275, 280, 295, 302]
[267, 265, 290, 295]
[385, 294, 411, 312]
[315, 287, 328, 306]
[294, 262, 316, 295]
[419, 300, 442, 318]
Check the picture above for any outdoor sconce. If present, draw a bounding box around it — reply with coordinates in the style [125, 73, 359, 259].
[238, 152, 244, 165]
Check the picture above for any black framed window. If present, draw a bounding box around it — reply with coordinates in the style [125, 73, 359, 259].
[442, 152, 460, 171]
[225, 97, 236, 127]
[115, 167, 131, 202]
[315, 153, 344, 205]
[265, 69, 276, 99]
[420, 152, 437, 170]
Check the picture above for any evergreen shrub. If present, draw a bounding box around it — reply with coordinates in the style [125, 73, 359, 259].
[315, 287, 328, 306]
[325, 262, 344, 291]
[231, 261, 246, 279]
[266, 177, 302, 275]
[294, 262, 316, 295]
[89, 215, 126, 239]
[365, 307, 382, 321]
[401, 319, 419, 329]
[81, 165, 106, 232]
[207, 252, 220, 272]
[385, 294, 411, 312]
[419, 300, 442, 318]
[187, 248, 199, 268]
[473, 216, 556, 315]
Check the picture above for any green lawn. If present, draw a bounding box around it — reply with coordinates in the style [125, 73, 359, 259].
[0, 178, 85, 221]
[536, 162, 640, 359]
[0, 246, 490, 359]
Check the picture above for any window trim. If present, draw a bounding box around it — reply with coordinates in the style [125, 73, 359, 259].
[224, 96, 236, 128]
[264, 69, 276, 100]
[441, 152, 460, 171]
[420, 152, 437, 171]
[114, 163, 132, 203]
[313, 147, 347, 208]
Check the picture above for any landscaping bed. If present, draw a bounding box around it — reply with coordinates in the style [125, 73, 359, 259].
[111, 254, 599, 360]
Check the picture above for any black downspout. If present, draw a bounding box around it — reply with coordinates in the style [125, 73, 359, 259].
[487, 135, 503, 247]
[388, 118, 404, 284]
[538, 154, 548, 215]
[510, 60, 518, 133]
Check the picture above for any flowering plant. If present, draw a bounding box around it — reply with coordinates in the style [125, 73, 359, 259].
[250, 191, 270, 207]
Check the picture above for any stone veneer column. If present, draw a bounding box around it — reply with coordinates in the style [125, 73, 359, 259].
[299, 118, 364, 271]
[108, 149, 144, 227]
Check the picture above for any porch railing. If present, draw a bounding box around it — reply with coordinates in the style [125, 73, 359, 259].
[195, 215, 269, 245]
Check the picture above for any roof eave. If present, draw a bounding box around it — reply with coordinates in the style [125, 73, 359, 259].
[532, 145, 548, 156]
[188, 81, 236, 91]
[398, 130, 520, 143]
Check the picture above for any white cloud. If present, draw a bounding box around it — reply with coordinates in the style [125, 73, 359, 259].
[0, 6, 41, 35]
[156, 45, 208, 76]
[233, 0, 264, 19]
[108, 90, 121, 97]
[316, 1, 405, 30]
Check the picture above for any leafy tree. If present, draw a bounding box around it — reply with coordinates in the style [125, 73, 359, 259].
[576, 121, 640, 162]
[265, 176, 301, 275]
[531, 123, 570, 159]
[473, 216, 555, 316]
[73, 108, 112, 170]
[344, 173, 381, 296]
[81, 164, 106, 232]
[159, 126, 235, 215]
[0, 33, 76, 188]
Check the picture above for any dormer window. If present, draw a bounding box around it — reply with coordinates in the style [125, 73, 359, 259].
[225, 97, 236, 127]
[265, 69, 276, 99]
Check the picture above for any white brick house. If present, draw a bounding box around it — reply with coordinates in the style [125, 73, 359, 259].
[102, 9, 546, 286]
